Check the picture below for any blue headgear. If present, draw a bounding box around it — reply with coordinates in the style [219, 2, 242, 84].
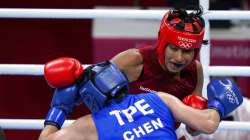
[78, 61, 129, 112]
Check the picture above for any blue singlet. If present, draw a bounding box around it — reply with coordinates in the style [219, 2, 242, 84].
[92, 92, 177, 140]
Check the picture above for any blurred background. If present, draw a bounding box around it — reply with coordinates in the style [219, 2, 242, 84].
[0, 0, 250, 139]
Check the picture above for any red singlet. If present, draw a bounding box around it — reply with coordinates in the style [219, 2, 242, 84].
[129, 45, 197, 100]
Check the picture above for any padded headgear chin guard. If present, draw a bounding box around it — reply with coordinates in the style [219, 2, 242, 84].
[81, 61, 129, 98]
[156, 10, 205, 65]
[78, 61, 129, 112]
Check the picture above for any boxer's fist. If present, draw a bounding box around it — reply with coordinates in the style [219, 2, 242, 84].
[182, 95, 207, 136]
[175, 95, 207, 133]
[207, 79, 243, 118]
[44, 57, 84, 88]
[182, 95, 207, 109]
[50, 85, 79, 115]
[45, 84, 79, 129]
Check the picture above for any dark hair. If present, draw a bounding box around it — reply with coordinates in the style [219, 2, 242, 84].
[167, 6, 205, 34]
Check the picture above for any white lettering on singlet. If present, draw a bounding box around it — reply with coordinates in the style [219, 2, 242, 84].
[123, 118, 164, 140]
[151, 118, 164, 129]
[133, 126, 146, 138]
[109, 99, 166, 140]
[139, 86, 157, 93]
[109, 99, 154, 126]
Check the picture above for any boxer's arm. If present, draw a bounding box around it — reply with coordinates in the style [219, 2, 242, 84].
[111, 48, 143, 82]
[182, 95, 207, 136]
[39, 115, 97, 140]
[39, 123, 80, 140]
[157, 92, 220, 134]
[39, 125, 59, 140]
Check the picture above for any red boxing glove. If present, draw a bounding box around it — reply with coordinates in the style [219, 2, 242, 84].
[44, 57, 84, 88]
[176, 95, 207, 131]
[182, 95, 208, 109]
[182, 95, 208, 136]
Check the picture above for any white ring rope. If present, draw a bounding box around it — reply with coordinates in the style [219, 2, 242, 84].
[208, 66, 250, 77]
[0, 65, 250, 77]
[0, 64, 44, 76]
[0, 8, 249, 132]
[0, 9, 250, 20]
[0, 119, 249, 131]
[0, 8, 165, 20]
[0, 119, 74, 130]
[0, 64, 90, 76]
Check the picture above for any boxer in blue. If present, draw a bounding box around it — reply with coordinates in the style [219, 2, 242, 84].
[39, 59, 243, 140]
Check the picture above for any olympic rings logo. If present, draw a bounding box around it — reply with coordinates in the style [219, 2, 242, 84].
[226, 92, 236, 104]
[177, 41, 193, 49]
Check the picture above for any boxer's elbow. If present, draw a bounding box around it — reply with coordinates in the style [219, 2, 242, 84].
[201, 120, 219, 134]
[201, 110, 220, 134]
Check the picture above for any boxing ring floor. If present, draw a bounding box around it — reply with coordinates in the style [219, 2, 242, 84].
[0, 6, 250, 139]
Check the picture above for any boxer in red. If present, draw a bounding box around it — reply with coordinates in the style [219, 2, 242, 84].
[111, 7, 206, 138]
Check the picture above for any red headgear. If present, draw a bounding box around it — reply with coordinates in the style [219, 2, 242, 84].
[156, 11, 205, 65]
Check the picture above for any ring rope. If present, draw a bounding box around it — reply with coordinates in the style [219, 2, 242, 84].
[0, 65, 249, 76]
[0, 8, 249, 132]
[0, 9, 250, 20]
[0, 64, 90, 76]
[0, 119, 249, 131]
[0, 8, 165, 20]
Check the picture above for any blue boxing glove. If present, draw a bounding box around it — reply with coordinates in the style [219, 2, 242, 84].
[207, 79, 243, 119]
[44, 84, 79, 129]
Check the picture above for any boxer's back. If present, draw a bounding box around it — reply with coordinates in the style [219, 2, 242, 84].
[92, 93, 177, 140]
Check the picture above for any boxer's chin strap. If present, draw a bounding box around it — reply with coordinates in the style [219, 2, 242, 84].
[78, 60, 129, 112]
